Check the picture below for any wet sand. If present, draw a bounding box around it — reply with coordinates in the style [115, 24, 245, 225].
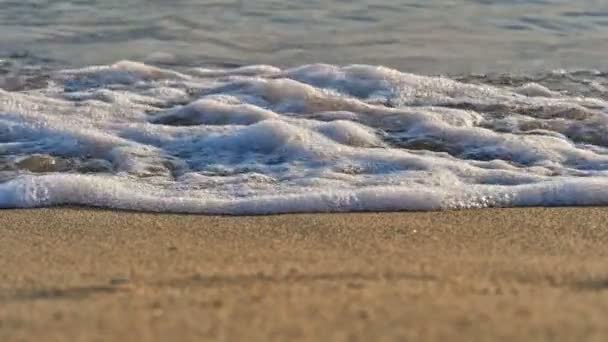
[1, 207, 608, 341]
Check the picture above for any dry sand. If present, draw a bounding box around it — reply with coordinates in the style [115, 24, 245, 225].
[1, 207, 608, 341]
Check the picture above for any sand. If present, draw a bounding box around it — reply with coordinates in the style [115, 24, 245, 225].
[1, 207, 608, 341]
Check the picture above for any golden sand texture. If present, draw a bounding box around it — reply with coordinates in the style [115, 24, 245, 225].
[1, 208, 608, 341]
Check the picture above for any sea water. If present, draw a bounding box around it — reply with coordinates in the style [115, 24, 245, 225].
[3, 0, 608, 73]
[1, 1, 608, 213]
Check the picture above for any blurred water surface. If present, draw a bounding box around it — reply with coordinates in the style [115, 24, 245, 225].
[1, 0, 608, 73]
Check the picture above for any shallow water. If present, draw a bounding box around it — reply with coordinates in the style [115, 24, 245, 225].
[2, 0, 608, 74]
[2, 1, 608, 213]
[2, 61, 608, 213]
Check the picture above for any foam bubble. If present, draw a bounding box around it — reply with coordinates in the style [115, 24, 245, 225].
[151, 98, 278, 126]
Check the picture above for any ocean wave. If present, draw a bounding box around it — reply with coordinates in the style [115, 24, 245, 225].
[1, 60, 608, 213]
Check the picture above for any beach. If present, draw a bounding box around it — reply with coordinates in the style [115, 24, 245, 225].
[2, 0, 608, 340]
[1, 208, 607, 341]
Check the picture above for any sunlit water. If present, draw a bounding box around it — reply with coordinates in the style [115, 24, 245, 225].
[1, 1, 608, 213]
[2, 0, 608, 73]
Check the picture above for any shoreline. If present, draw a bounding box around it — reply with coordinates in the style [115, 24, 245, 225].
[2, 207, 608, 341]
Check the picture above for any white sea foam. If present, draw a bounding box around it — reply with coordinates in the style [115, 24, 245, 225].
[1, 61, 608, 213]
